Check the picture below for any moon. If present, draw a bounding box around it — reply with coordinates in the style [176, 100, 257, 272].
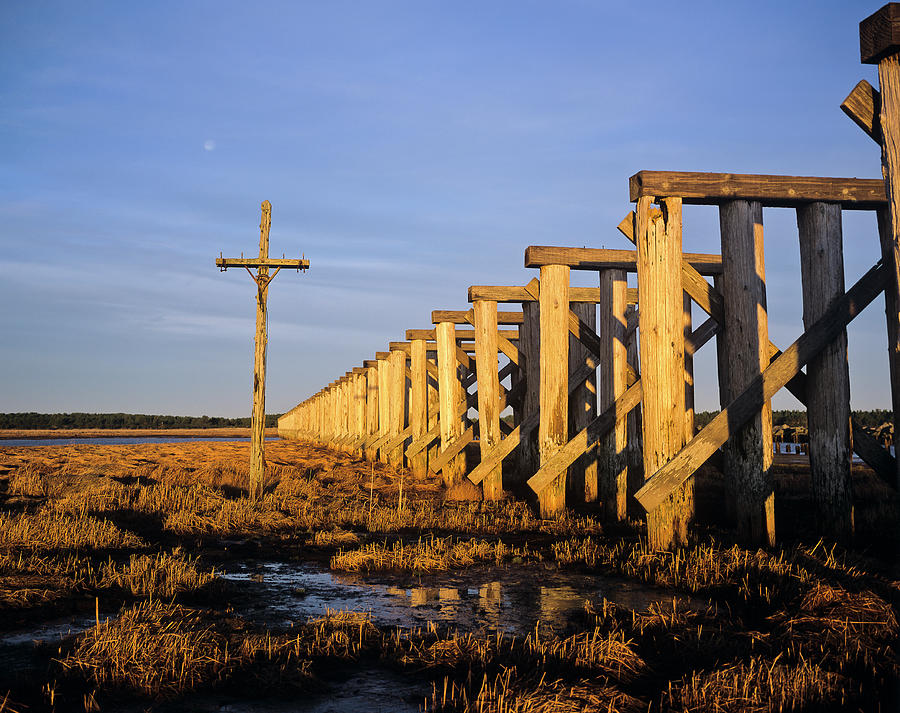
[203, 139, 216, 151]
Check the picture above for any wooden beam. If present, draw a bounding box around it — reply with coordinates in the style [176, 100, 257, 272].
[436, 321, 467, 485]
[636, 260, 888, 512]
[432, 310, 524, 324]
[216, 257, 309, 270]
[861, 3, 900, 64]
[467, 284, 633, 303]
[636, 197, 691, 549]
[528, 381, 642, 496]
[719, 200, 775, 546]
[841, 79, 882, 142]
[524, 246, 723, 276]
[474, 299, 503, 499]
[538, 264, 570, 516]
[409, 338, 428, 477]
[798, 202, 854, 536]
[568, 301, 598, 505]
[430, 426, 474, 473]
[599, 268, 628, 518]
[629, 171, 886, 210]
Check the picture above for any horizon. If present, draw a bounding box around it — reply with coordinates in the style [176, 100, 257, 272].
[1, 1, 894, 417]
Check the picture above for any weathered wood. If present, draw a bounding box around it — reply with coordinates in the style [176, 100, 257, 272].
[467, 285, 634, 303]
[636, 260, 888, 512]
[720, 200, 774, 546]
[248, 201, 272, 499]
[409, 339, 428, 477]
[630, 171, 886, 209]
[432, 310, 525, 324]
[636, 197, 692, 549]
[474, 300, 502, 499]
[216, 257, 309, 270]
[518, 300, 541, 482]
[377, 356, 391, 464]
[599, 269, 628, 518]
[430, 426, 474, 473]
[624, 305, 644, 514]
[878, 48, 900, 491]
[365, 364, 379, 459]
[436, 322, 467, 485]
[538, 264, 570, 516]
[841, 79, 882, 142]
[528, 381, 642, 495]
[798, 202, 853, 536]
[568, 302, 598, 504]
[524, 246, 723, 275]
[683, 293, 695, 443]
[861, 3, 900, 64]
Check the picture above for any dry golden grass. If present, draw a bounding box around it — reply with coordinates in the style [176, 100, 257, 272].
[675, 657, 849, 713]
[0, 509, 145, 551]
[330, 536, 533, 573]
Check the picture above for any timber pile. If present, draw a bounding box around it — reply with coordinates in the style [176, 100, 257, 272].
[279, 5, 900, 549]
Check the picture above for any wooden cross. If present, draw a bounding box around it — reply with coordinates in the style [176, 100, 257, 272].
[216, 200, 309, 499]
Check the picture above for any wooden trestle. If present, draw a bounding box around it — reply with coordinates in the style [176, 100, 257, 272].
[278, 5, 900, 549]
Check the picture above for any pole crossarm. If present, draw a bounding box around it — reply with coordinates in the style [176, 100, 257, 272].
[216, 257, 310, 271]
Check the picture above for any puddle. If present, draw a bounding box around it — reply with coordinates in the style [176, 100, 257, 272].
[0, 615, 97, 674]
[220, 560, 699, 635]
[0, 436, 280, 447]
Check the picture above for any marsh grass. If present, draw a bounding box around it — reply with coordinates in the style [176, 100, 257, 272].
[0, 509, 145, 551]
[330, 536, 534, 573]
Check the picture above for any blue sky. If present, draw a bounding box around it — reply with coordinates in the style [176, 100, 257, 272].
[0, 0, 891, 417]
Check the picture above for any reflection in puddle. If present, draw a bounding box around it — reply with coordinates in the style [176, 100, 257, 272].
[221, 561, 697, 634]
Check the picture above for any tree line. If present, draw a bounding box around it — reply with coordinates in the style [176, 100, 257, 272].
[694, 409, 892, 429]
[0, 413, 281, 430]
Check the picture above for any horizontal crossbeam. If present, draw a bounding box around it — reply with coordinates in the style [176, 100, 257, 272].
[524, 246, 723, 276]
[629, 171, 886, 210]
[216, 258, 310, 270]
[432, 310, 524, 325]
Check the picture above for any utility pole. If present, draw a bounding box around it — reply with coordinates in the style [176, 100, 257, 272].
[216, 200, 309, 499]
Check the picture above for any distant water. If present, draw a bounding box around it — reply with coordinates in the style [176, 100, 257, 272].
[0, 436, 281, 447]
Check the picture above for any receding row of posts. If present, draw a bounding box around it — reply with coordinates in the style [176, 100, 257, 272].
[280, 5, 900, 549]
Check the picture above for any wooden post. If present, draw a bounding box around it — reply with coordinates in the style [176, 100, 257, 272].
[599, 269, 628, 519]
[248, 203, 271, 498]
[436, 322, 467, 485]
[538, 264, 570, 516]
[719, 200, 775, 546]
[388, 349, 407, 467]
[215, 201, 308, 499]
[797, 202, 853, 537]
[377, 355, 390, 463]
[624, 306, 644, 510]
[409, 339, 428, 477]
[518, 301, 541, 481]
[569, 301, 597, 504]
[354, 370, 367, 454]
[474, 300, 502, 499]
[683, 292, 695, 442]
[636, 197, 692, 549]
[861, 4, 900, 489]
[427, 350, 440, 470]
[365, 363, 379, 459]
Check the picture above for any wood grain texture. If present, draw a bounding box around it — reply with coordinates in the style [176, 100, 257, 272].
[474, 300, 502, 499]
[879, 53, 900, 490]
[841, 79, 882, 142]
[798, 202, 853, 536]
[625, 305, 644, 513]
[376, 358, 391, 463]
[629, 171, 886, 209]
[636, 197, 692, 549]
[409, 339, 428, 477]
[538, 264, 570, 516]
[719, 200, 774, 545]
[568, 301, 598, 504]
[517, 300, 541, 483]
[436, 321, 467, 485]
[468, 285, 617, 303]
[365, 365, 379, 459]
[524, 246, 722, 275]
[599, 269, 628, 519]
[861, 3, 900, 64]
[431, 310, 525, 324]
[637, 260, 888, 512]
